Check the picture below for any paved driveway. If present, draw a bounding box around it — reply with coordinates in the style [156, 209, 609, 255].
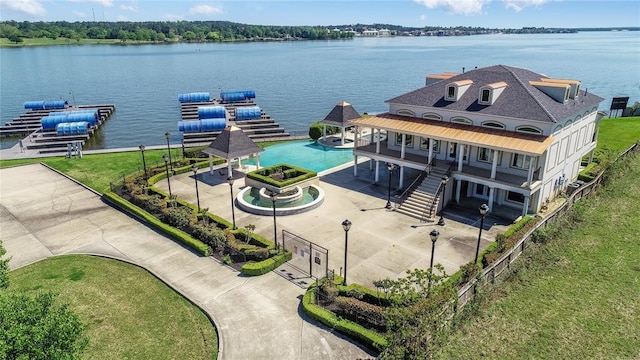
[0, 164, 374, 360]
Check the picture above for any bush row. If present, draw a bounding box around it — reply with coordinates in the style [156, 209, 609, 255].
[302, 280, 387, 352]
[102, 191, 211, 256]
[481, 215, 538, 267]
[245, 163, 317, 188]
[240, 251, 292, 276]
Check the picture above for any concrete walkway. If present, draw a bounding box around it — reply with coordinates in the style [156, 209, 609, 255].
[0, 164, 375, 360]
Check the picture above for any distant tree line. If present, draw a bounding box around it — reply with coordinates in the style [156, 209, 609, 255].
[0, 20, 355, 43]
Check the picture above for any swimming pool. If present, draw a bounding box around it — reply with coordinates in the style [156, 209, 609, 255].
[244, 140, 353, 172]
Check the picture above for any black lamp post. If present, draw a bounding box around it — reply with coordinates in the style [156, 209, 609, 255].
[227, 176, 236, 230]
[270, 191, 278, 251]
[429, 229, 440, 270]
[163, 154, 172, 199]
[165, 132, 173, 174]
[386, 162, 395, 209]
[437, 175, 449, 226]
[191, 164, 200, 213]
[139, 144, 148, 181]
[474, 204, 490, 264]
[428, 229, 440, 293]
[341, 219, 352, 286]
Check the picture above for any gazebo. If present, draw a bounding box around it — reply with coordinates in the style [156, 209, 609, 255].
[320, 101, 361, 145]
[202, 125, 264, 176]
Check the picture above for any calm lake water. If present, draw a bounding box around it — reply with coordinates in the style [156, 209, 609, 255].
[1, 31, 639, 150]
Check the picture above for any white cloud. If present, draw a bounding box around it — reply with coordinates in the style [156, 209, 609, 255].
[66, 0, 114, 7]
[189, 4, 223, 15]
[414, 0, 490, 15]
[1, 0, 46, 16]
[73, 10, 88, 18]
[119, 0, 137, 12]
[501, 0, 552, 12]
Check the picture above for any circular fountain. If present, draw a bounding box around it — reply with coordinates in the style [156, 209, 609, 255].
[236, 185, 325, 216]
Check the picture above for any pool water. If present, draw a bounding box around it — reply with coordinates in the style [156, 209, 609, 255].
[244, 140, 353, 172]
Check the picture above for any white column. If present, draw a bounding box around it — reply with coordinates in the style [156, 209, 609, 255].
[399, 166, 404, 188]
[375, 129, 381, 154]
[428, 138, 433, 166]
[457, 143, 464, 171]
[455, 179, 461, 203]
[354, 126, 359, 147]
[488, 187, 495, 210]
[375, 160, 380, 182]
[227, 160, 232, 175]
[341, 126, 345, 145]
[401, 133, 406, 159]
[353, 155, 358, 176]
[323, 125, 326, 141]
[522, 195, 530, 217]
[209, 155, 214, 174]
[527, 155, 535, 186]
[491, 150, 499, 179]
[256, 154, 261, 169]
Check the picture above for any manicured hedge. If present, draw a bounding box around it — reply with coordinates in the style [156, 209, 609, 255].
[245, 163, 317, 188]
[302, 281, 387, 352]
[578, 162, 598, 182]
[102, 191, 211, 256]
[240, 251, 292, 276]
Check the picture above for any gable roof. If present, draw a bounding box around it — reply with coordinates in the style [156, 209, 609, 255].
[321, 101, 361, 127]
[386, 65, 604, 123]
[202, 125, 263, 159]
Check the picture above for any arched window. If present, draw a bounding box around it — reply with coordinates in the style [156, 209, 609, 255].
[397, 109, 415, 117]
[553, 125, 563, 133]
[421, 112, 442, 121]
[451, 117, 473, 125]
[516, 126, 543, 134]
[481, 121, 505, 129]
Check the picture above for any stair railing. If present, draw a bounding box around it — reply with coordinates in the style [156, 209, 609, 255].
[423, 161, 455, 221]
[395, 158, 434, 208]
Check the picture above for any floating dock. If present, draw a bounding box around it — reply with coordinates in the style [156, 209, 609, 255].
[179, 95, 291, 146]
[1, 104, 116, 154]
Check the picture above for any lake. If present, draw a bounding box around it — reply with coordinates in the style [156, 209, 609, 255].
[1, 31, 638, 150]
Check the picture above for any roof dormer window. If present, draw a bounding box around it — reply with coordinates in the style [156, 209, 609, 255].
[540, 78, 581, 99]
[478, 82, 507, 105]
[529, 80, 571, 103]
[445, 79, 473, 102]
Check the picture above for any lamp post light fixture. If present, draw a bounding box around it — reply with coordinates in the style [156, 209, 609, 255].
[191, 164, 201, 213]
[474, 204, 490, 264]
[139, 144, 148, 181]
[164, 132, 173, 174]
[429, 229, 440, 271]
[437, 175, 449, 226]
[162, 154, 172, 199]
[227, 176, 236, 230]
[386, 162, 395, 209]
[270, 191, 278, 251]
[428, 228, 440, 293]
[341, 219, 352, 286]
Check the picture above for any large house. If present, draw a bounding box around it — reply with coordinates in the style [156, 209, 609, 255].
[349, 64, 604, 219]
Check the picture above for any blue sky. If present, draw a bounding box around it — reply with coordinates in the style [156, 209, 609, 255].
[1, 0, 639, 28]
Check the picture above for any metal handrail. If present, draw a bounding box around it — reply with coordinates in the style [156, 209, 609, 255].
[424, 161, 455, 220]
[395, 158, 434, 206]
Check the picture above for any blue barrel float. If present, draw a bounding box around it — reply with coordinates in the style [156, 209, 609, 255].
[24, 100, 67, 110]
[198, 106, 226, 119]
[235, 106, 262, 120]
[41, 110, 99, 130]
[178, 92, 211, 103]
[177, 118, 226, 133]
[56, 122, 89, 136]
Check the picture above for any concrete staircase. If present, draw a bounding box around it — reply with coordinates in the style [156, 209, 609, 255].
[394, 167, 447, 221]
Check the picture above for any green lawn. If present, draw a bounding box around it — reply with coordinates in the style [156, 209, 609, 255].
[8, 255, 217, 359]
[0, 149, 175, 193]
[434, 151, 640, 359]
[597, 116, 640, 152]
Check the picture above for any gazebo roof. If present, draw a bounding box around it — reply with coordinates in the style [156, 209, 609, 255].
[320, 101, 361, 128]
[202, 125, 263, 159]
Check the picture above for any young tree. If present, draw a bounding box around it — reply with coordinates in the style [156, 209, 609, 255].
[380, 266, 457, 360]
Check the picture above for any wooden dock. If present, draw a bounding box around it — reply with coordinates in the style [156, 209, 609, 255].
[1, 104, 116, 154]
[180, 99, 291, 146]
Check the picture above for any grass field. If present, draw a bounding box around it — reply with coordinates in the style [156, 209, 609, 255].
[8, 255, 217, 359]
[597, 116, 640, 152]
[434, 150, 640, 359]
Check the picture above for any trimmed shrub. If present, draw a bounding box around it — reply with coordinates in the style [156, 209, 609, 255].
[240, 251, 292, 276]
[309, 122, 323, 141]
